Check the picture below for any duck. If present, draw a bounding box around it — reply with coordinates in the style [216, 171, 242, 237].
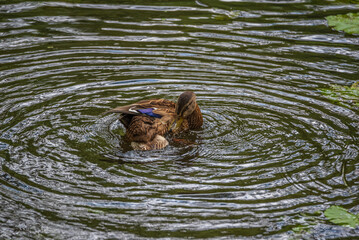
[106, 91, 203, 150]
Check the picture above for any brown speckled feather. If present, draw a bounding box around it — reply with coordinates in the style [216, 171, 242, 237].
[184, 104, 203, 130]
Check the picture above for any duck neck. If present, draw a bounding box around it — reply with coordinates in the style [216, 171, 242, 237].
[186, 103, 203, 129]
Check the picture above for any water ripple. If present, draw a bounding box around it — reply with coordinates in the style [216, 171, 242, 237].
[1, 0, 359, 239]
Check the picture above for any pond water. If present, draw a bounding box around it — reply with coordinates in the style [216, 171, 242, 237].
[1, 0, 359, 239]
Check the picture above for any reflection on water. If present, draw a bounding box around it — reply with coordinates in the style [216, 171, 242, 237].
[0, 0, 359, 239]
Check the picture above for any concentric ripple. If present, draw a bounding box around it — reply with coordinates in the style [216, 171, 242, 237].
[1, 1, 359, 239]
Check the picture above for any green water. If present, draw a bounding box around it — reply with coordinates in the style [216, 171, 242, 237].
[0, 0, 359, 239]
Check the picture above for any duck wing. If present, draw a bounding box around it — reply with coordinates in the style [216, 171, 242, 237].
[106, 99, 175, 118]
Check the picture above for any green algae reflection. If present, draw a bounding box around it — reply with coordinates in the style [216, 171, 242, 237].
[326, 12, 359, 35]
[320, 81, 359, 108]
[324, 206, 359, 228]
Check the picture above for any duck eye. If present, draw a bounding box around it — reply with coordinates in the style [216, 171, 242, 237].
[181, 105, 189, 115]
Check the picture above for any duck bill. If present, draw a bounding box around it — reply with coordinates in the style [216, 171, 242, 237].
[172, 117, 184, 133]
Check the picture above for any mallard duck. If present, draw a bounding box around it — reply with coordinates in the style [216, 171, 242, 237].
[107, 91, 203, 150]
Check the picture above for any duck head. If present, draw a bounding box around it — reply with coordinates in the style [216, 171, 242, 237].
[173, 91, 197, 132]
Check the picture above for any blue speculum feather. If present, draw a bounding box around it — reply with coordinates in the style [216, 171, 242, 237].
[137, 108, 162, 118]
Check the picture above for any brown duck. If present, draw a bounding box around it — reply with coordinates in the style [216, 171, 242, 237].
[107, 91, 203, 150]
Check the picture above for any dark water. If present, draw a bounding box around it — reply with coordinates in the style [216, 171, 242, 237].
[1, 0, 359, 239]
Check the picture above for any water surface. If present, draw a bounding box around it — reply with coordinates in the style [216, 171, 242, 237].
[1, 0, 359, 239]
